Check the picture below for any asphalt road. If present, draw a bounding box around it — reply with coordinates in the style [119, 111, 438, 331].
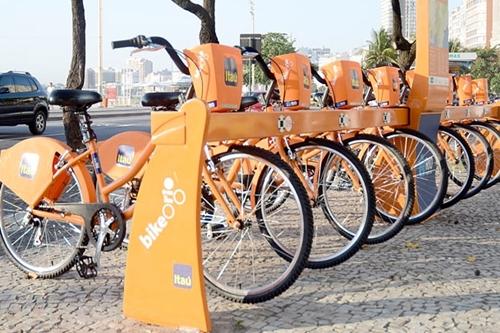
[0, 114, 150, 150]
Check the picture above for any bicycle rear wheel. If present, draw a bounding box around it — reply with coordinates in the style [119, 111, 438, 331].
[469, 121, 499, 188]
[385, 128, 448, 224]
[437, 126, 475, 208]
[0, 166, 89, 278]
[287, 138, 375, 267]
[201, 145, 313, 303]
[453, 124, 494, 198]
[344, 134, 414, 243]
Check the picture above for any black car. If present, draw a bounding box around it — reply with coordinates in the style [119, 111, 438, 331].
[0, 71, 49, 135]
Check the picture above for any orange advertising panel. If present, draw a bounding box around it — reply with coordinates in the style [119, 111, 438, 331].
[406, 0, 449, 129]
[367, 66, 401, 107]
[123, 99, 211, 332]
[321, 60, 364, 109]
[184, 44, 243, 112]
[456, 75, 473, 106]
[472, 78, 489, 104]
[0, 137, 95, 207]
[98, 131, 151, 180]
[405, 70, 415, 89]
[447, 75, 455, 105]
[271, 53, 312, 110]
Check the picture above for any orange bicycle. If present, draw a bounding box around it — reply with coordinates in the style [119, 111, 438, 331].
[0, 36, 314, 304]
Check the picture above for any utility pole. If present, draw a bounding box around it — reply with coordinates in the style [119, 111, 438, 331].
[249, 0, 255, 92]
[97, 0, 103, 98]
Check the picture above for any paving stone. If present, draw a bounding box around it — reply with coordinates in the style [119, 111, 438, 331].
[0, 187, 499, 332]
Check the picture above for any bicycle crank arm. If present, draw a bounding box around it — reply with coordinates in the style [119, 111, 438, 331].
[53, 203, 126, 271]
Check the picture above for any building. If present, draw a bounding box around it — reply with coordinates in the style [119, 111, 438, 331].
[380, 0, 416, 40]
[126, 57, 154, 83]
[102, 67, 116, 84]
[489, 0, 500, 46]
[297, 47, 332, 65]
[449, 0, 499, 48]
[84, 68, 96, 89]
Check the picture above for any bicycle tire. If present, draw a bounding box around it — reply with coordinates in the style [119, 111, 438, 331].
[0, 165, 91, 278]
[469, 121, 499, 188]
[384, 128, 448, 224]
[201, 145, 313, 303]
[437, 126, 475, 208]
[453, 124, 494, 198]
[343, 134, 414, 243]
[287, 137, 375, 267]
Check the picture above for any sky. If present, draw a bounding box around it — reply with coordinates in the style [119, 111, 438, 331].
[0, 0, 463, 85]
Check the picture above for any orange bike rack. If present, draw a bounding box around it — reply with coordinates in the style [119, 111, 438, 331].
[122, 0, 463, 331]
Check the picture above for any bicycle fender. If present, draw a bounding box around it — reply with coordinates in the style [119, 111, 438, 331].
[0, 137, 96, 207]
[97, 131, 150, 180]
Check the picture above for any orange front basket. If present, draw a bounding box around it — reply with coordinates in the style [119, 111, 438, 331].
[184, 43, 243, 112]
[271, 53, 312, 110]
[472, 78, 488, 105]
[367, 66, 401, 107]
[321, 60, 364, 109]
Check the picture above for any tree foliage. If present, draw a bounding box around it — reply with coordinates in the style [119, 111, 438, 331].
[363, 28, 398, 69]
[449, 39, 464, 53]
[244, 33, 295, 87]
[469, 47, 500, 94]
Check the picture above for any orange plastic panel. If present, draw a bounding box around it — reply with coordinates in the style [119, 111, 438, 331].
[0, 137, 94, 207]
[472, 78, 488, 105]
[271, 53, 312, 110]
[367, 66, 401, 107]
[447, 75, 454, 105]
[406, 70, 415, 89]
[321, 60, 364, 109]
[98, 131, 151, 181]
[123, 99, 211, 332]
[184, 44, 243, 112]
[455, 75, 473, 106]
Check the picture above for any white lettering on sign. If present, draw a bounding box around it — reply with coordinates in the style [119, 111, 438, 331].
[139, 177, 186, 250]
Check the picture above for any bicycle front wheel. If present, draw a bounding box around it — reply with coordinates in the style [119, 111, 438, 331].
[453, 124, 494, 198]
[437, 126, 475, 208]
[469, 121, 499, 188]
[201, 145, 313, 303]
[344, 134, 414, 243]
[288, 138, 375, 267]
[385, 128, 448, 224]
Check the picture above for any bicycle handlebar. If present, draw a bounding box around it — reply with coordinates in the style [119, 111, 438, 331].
[237, 46, 275, 81]
[112, 35, 190, 75]
[310, 66, 326, 85]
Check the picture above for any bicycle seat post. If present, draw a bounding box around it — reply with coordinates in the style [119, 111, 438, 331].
[78, 109, 95, 144]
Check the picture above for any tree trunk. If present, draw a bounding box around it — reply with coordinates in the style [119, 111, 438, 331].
[64, 0, 86, 151]
[171, 0, 219, 44]
[391, 0, 416, 71]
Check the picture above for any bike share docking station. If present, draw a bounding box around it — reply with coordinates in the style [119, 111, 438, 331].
[122, 0, 488, 331]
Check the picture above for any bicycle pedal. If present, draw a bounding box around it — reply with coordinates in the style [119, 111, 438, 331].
[76, 255, 98, 279]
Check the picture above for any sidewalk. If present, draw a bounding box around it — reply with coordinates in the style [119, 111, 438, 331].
[48, 106, 151, 121]
[0, 186, 498, 332]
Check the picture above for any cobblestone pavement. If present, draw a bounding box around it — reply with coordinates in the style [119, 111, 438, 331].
[0, 186, 499, 333]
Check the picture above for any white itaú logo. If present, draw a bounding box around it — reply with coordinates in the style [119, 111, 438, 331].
[139, 177, 186, 250]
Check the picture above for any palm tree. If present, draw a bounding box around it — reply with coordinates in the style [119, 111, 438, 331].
[363, 28, 398, 69]
[449, 39, 464, 53]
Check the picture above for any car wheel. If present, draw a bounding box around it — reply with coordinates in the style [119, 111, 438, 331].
[29, 110, 47, 135]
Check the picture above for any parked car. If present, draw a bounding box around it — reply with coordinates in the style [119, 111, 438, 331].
[0, 71, 49, 135]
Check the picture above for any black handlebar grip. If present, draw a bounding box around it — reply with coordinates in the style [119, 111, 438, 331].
[111, 38, 136, 49]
